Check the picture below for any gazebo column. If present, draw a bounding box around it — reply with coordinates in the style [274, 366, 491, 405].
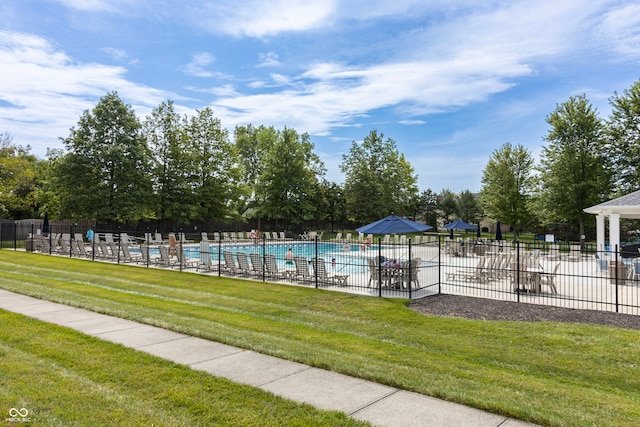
[609, 213, 620, 255]
[596, 214, 605, 253]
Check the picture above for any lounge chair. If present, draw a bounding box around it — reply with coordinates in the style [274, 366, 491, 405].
[293, 256, 311, 283]
[201, 232, 209, 242]
[264, 254, 286, 279]
[236, 252, 252, 276]
[334, 232, 343, 242]
[197, 241, 217, 272]
[121, 244, 143, 263]
[155, 245, 174, 267]
[173, 246, 197, 269]
[249, 253, 264, 276]
[311, 257, 348, 286]
[222, 250, 238, 275]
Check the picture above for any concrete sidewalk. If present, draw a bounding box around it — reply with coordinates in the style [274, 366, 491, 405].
[0, 289, 535, 427]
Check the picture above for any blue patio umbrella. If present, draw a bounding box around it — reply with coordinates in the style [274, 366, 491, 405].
[356, 214, 432, 235]
[442, 219, 477, 231]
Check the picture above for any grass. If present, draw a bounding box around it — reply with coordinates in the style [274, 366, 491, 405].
[0, 310, 367, 426]
[1, 250, 640, 426]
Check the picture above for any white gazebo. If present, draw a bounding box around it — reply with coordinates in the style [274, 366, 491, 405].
[584, 190, 640, 252]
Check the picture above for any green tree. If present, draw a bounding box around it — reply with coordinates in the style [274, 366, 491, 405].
[32, 148, 65, 219]
[319, 180, 346, 231]
[539, 95, 611, 241]
[411, 189, 439, 227]
[0, 132, 38, 218]
[457, 190, 483, 224]
[608, 80, 640, 193]
[57, 92, 152, 223]
[256, 128, 325, 227]
[340, 130, 418, 223]
[439, 189, 459, 223]
[144, 100, 194, 225]
[186, 108, 245, 222]
[480, 142, 535, 240]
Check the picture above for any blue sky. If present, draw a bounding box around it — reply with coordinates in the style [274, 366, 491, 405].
[1, 1, 639, 193]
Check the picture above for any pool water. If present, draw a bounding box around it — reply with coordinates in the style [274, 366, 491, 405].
[186, 242, 373, 274]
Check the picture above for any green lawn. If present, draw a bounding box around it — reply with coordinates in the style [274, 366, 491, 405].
[0, 310, 367, 426]
[1, 250, 639, 426]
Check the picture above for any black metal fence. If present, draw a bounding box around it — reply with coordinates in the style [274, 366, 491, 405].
[2, 223, 639, 316]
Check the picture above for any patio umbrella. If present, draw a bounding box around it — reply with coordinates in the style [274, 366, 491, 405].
[496, 221, 503, 241]
[476, 223, 481, 238]
[42, 211, 49, 234]
[355, 214, 432, 235]
[442, 219, 477, 231]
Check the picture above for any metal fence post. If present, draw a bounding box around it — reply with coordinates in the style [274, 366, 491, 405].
[614, 244, 619, 312]
[218, 232, 222, 277]
[314, 235, 319, 289]
[378, 237, 382, 297]
[13, 221, 17, 250]
[516, 241, 521, 302]
[408, 238, 412, 299]
[262, 234, 266, 282]
[437, 235, 441, 295]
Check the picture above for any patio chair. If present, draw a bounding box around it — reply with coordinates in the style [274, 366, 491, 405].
[222, 250, 238, 274]
[264, 253, 286, 279]
[595, 254, 608, 275]
[451, 257, 485, 282]
[540, 263, 560, 294]
[236, 252, 252, 276]
[197, 241, 216, 272]
[568, 245, 581, 262]
[173, 246, 197, 269]
[293, 256, 311, 283]
[311, 257, 349, 287]
[249, 253, 264, 276]
[121, 244, 143, 263]
[156, 245, 173, 267]
[367, 257, 381, 287]
[399, 257, 421, 289]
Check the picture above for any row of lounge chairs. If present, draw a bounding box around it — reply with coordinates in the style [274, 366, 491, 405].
[198, 250, 348, 286]
[446, 252, 560, 294]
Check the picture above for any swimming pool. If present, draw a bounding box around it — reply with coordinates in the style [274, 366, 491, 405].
[185, 242, 375, 274]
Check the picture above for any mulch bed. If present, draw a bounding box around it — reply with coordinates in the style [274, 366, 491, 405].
[408, 294, 640, 330]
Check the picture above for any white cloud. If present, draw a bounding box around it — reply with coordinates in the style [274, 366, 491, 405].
[181, 52, 217, 78]
[0, 30, 172, 157]
[190, 0, 336, 37]
[257, 52, 282, 68]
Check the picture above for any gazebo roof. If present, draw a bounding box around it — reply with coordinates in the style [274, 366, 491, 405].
[584, 190, 640, 218]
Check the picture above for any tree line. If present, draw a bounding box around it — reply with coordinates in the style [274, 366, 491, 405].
[1, 80, 639, 237]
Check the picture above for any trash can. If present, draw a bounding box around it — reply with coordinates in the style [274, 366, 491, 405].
[474, 245, 486, 256]
[25, 238, 35, 252]
[609, 261, 627, 284]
